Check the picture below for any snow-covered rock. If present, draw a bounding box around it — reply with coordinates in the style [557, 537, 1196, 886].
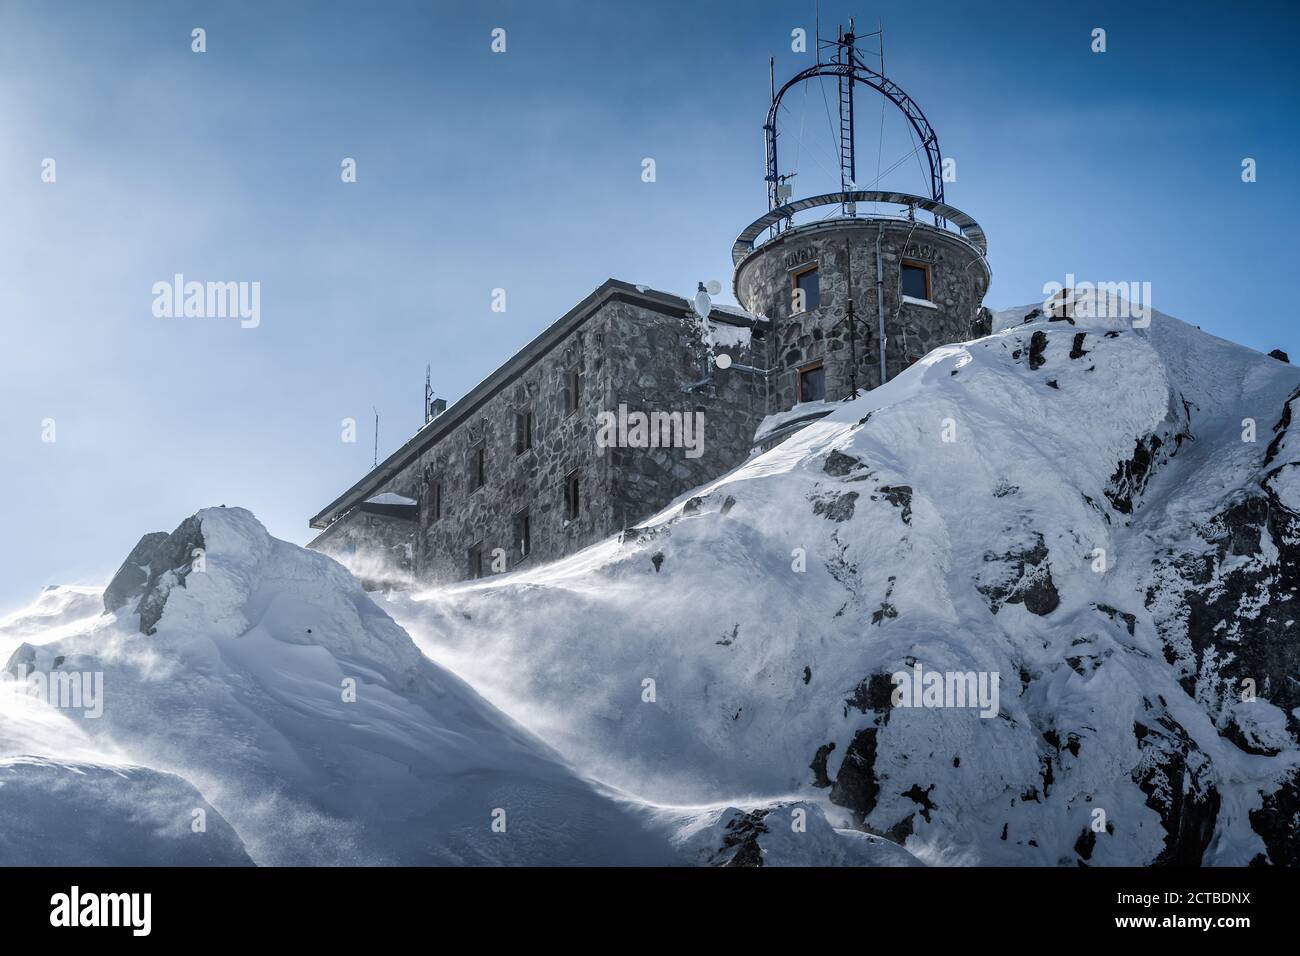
[5, 301, 1298, 867]
[1, 508, 683, 864]
[383, 305, 1300, 866]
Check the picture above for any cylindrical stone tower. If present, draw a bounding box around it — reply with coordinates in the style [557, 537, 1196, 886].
[734, 25, 991, 418]
[733, 194, 991, 410]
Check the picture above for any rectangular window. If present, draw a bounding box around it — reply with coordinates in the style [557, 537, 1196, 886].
[470, 443, 485, 491]
[515, 509, 531, 558]
[799, 361, 826, 403]
[428, 479, 442, 523]
[564, 469, 580, 521]
[900, 261, 931, 301]
[467, 542, 483, 580]
[514, 409, 533, 455]
[565, 368, 582, 417]
[793, 265, 821, 313]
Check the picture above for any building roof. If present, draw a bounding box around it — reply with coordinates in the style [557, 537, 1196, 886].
[309, 279, 764, 531]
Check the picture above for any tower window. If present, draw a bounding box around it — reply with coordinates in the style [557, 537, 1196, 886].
[799, 361, 826, 403]
[564, 469, 580, 521]
[467, 542, 484, 579]
[793, 265, 821, 313]
[901, 261, 931, 301]
[428, 479, 442, 523]
[470, 442, 486, 491]
[515, 509, 531, 558]
[565, 368, 582, 417]
[514, 408, 533, 455]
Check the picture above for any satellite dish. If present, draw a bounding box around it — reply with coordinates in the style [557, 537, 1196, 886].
[705, 280, 722, 295]
[692, 282, 712, 320]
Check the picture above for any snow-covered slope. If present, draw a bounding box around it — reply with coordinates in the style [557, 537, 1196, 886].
[382, 304, 1300, 866]
[0, 584, 102, 660]
[4, 304, 1296, 866]
[2, 508, 680, 864]
[1, 507, 882, 865]
[0, 668, 255, 866]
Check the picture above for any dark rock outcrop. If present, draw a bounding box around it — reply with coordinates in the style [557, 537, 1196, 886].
[829, 727, 881, 825]
[103, 532, 169, 613]
[976, 533, 1059, 616]
[1132, 712, 1221, 866]
[102, 516, 207, 635]
[812, 490, 859, 522]
[714, 808, 771, 867]
[1248, 771, 1300, 866]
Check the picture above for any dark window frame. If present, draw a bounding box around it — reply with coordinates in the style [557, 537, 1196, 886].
[467, 542, 484, 580]
[798, 360, 826, 403]
[469, 442, 486, 492]
[792, 263, 821, 313]
[515, 508, 531, 559]
[565, 368, 582, 418]
[564, 469, 580, 521]
[514, 408, 533, 456]
[428, 478, 442, 523]
[900, 259, 932, 301]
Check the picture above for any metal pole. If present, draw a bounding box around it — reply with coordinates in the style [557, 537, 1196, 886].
[845, 238, 858, 398]
[875, 223, 887, 385]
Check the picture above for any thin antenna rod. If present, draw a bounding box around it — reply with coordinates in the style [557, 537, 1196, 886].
[372, 407, 379, 469]
[424, 364, 434, 425]
[815, 0, 820, 65]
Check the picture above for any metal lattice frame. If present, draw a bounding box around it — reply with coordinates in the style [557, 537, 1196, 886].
[763, 52, 943, 216]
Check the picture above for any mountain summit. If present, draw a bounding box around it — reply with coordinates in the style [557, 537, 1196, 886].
[3, 305, 1296, 866]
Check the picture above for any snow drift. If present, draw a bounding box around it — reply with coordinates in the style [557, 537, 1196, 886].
[1, 507, 881, 865]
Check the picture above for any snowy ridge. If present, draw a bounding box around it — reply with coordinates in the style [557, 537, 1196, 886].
[384, 305, 1300, 866]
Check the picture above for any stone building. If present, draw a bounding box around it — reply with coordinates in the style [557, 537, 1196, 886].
[308, 40, 992, 583]
[308, 282, 768, 581]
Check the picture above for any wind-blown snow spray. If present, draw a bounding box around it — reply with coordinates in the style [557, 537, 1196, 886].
[0, 668, 104, 718]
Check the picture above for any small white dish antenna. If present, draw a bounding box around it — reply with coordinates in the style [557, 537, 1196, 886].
[692, 280, 722, 320]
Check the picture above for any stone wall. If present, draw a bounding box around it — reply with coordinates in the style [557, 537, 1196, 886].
[311, 294, 766, 584]
[308, 509, 415, 586]
[604, 304, 767, 530]
[734, 218, 991, 408]
[404, 307, 617, 581]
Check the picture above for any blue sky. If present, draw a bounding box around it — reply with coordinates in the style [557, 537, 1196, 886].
[1, 0, 1297, 612]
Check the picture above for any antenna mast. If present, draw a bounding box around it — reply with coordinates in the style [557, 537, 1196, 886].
[372, 407, 379, 469]
[837, 19, 857, 208]
[424, 364, 434, 425]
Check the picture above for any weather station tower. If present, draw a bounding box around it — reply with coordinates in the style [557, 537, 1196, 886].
[732, 20, 991, 416]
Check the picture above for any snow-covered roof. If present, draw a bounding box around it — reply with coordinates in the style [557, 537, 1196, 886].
[365, 492, 416, 506]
